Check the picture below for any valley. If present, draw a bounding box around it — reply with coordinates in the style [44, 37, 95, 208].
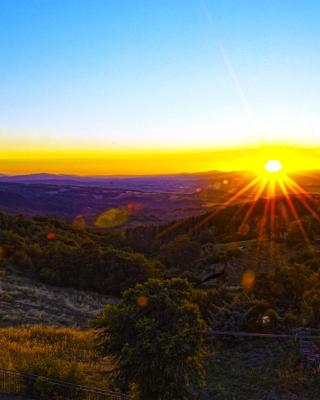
[0, 173, 320, 399]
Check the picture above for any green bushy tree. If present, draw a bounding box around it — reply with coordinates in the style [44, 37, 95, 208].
[95, 278, 207, 399]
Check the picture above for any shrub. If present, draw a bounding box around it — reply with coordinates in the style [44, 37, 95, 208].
[0, 292, 13, 302]
[95, 278, 207, 399]
[21, 359, 83, 400]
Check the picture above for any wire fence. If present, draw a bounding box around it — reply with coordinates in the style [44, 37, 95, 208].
[209, 330, 320, 340]
[0, 368, 130, 400]
[1, 331, 319, 398]
[209, 329, 320, 372]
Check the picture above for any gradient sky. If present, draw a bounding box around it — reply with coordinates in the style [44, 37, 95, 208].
[1, 0, 320, 174]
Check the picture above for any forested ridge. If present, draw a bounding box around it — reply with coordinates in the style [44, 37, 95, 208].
[1, 192, 320, 332]
[0, 214, 161, 296]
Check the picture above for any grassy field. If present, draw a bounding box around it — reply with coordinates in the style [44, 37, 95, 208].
[0, 325, 112, 388]
[1, 325, 319, 399]
[207, 339, 320, 400]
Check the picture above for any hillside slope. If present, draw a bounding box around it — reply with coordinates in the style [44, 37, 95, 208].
[0, 271, 115, 327]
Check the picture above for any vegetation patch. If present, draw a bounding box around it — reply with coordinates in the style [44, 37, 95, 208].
[0, 325, 112, 388]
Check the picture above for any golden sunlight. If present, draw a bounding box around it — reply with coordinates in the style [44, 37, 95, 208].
[264, 160, 283, 173]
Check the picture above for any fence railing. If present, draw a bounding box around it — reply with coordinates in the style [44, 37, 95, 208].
[0, 368, 130, 400]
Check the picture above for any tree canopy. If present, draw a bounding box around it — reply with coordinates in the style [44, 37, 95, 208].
[95, 278, 207, 400]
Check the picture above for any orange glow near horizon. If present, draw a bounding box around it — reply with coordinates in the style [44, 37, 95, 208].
[0, 144, 319, 175]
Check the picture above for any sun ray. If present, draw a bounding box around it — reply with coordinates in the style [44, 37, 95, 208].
[229, 181, 263, 234]
[190, 176, 262, 234]
[277, 179, 310, 243]
[269, 178, 277, 240]
[258, 187, 271, 242]
[157, 158, 317, 253]
[286, 175, 320, 213]
[285, 178, 320, 223]
[156, 176, 262, 240]
[241, 179, 268, 228]
[287, 176, 317, 200]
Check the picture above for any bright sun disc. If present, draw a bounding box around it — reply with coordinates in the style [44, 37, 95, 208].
[265, 160, 283, 173]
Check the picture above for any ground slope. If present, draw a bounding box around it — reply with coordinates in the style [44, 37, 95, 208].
[0, 271, 115, 327]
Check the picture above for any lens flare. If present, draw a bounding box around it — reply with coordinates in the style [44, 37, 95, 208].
[72, 215, 86, 229]
[127, 203, 143, 213]
[0, 246, 6, 259]
[95, 208, 129, 228]
[137, 295, 149, 308]
[241, 270, 256, 290]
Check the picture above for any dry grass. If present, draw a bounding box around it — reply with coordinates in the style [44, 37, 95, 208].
[0, 271, 117, 328]
[0, 325, 113, 388]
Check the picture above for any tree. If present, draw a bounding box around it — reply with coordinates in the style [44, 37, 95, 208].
[159, 235, 201, 271]
[95, 279, 207, 399]
[254, 264, 314, 310]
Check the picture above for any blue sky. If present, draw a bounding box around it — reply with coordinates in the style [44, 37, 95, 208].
[1, 0, 320, 152]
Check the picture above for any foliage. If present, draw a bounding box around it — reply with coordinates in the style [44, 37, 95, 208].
[254, 264, 320, 310]
[159, 234, 201, 270]
[0, 325, 112, 388]
[0, 291, 13, 302]
[95, 278, 207, 400]
[0, 214, 162, 295]
[22, 359, 83, 400]
[206, 340, 320, 400]
[2, 202, 320, 398]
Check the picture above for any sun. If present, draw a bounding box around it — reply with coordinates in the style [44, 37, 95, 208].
[264, 159, 283, 173]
